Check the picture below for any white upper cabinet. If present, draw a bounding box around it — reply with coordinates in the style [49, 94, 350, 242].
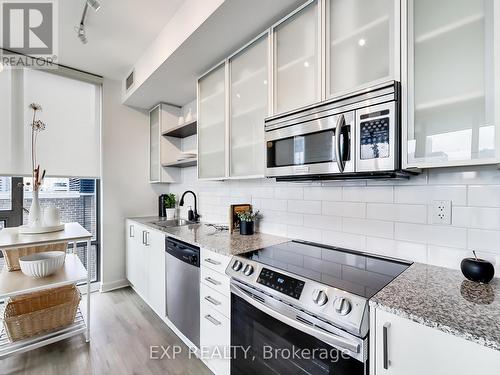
[198, 63, 227, 179]
[229, 34, 269, 178]
[404, 0, 500, 168]
[326, 0, 398, 98]
[273, 0, 321, 115]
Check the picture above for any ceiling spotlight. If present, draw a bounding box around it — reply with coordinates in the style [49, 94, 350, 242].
[86, 0, 101, 11]
[75, 24, 88, 44]
[358, 38, 366, 47]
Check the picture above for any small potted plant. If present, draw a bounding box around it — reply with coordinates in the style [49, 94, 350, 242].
[164, 194, 176, 220]
[237, 210, 260, 236]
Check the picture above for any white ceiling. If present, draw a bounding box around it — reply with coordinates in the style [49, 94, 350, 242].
[58, 0, 185, 79]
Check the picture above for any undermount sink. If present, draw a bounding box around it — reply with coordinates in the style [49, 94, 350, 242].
[151, 219, 198, 228]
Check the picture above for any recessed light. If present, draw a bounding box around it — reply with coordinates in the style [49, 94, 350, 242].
[358, 38, 366, 46]
[236, 93, 241, 99]
[304, 61, 310, 68]
[263, 80, 268, 85]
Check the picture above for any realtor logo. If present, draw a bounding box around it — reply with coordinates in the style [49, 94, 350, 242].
[1, 0, 58, 58]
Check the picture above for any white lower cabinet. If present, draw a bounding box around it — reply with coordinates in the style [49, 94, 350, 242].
[200, 248, 231, 375]
[125, 220, 166, 318]
[373, 308, 500, 375]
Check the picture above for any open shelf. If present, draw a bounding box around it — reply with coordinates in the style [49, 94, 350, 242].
[162, 119, 197, 138]
[0, 308, 86, 359]
[162, 159, 197, 168]
[0, 254, 87, 299]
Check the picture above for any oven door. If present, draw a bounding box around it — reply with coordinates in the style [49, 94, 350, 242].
[230, 282, 367, 375]
[265, 112, 355, 177]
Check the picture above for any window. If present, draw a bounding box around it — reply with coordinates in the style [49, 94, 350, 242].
[0, 177, 100, 282]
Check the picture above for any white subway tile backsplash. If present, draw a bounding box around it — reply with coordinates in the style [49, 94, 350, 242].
[275, 186, 303, 200]
[322, 201, 366, 218]
[367, 203, 427, 224]
[468, 229, 500, 254]
[395, 185, 467, 205]
[303, 214, 342, 231]
[288, 200, 321, 214]
[342, 186, 393, 203]
[427, 245, 469, 270]
[169, 165, 500, 273]
[395, 223, 466, 248]
[468, 185, 500, 207]
[452, 207, 500, 229]
[342, 218, 394, 239]
[322, 230, 366, 250]
[366, 237, 427, 263]
[287, 225, 322, 242]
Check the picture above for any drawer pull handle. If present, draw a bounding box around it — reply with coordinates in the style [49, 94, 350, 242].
[204, 258, 221, 266]
[129, 225, 134, 237]
[205, 296, 221, 306]
[204, 314, 221, 326]
[383, 322, 390, 370]
[205, 277, 222, 286]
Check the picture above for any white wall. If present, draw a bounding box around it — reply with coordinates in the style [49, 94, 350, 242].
[101, 78, 166, 291]
[169, 165, 500, 275]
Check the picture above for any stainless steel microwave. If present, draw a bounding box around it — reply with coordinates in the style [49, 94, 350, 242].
[265, 81, 413, 181]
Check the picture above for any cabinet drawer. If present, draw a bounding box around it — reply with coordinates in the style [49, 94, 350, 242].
[200, 304, 230, 375]
[201, 283, 230, 319]
[201, 266, 230, 296]
[201, 248, 231, 274]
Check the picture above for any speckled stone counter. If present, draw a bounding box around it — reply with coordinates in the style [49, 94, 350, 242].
[128, 216, 289, 256]
[370, 262, 500, 351]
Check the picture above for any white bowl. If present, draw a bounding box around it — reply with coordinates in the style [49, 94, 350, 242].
[19, 251, 66, 278]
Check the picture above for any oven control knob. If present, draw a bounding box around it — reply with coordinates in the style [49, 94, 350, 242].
[243, 264, 254, 276]
[232, 260, 243, 272]
[312, 289, 328, 306]
[334, 297, 352, 316]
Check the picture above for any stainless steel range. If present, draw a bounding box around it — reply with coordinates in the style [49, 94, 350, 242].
[226, 240, 411, 375]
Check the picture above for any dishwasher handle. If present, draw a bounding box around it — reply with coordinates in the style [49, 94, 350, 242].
[166, 237, 200, 267]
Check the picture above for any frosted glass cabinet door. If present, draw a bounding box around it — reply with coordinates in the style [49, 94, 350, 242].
[198, 64, 226, 179]
[230, 35, 268, 177]
[406, 0, 499, 168]
[149, 106, 160, 182]
[327, 0, 396, 97]
[274, 0, 320, 115]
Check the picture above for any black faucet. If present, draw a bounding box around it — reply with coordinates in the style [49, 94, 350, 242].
[179, 190, 200, 222]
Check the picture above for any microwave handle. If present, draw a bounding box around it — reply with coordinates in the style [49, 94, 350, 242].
[334, 114, 346, 173]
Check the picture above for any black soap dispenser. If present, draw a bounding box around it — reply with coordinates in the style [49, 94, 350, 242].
[188, 206, 195, 221]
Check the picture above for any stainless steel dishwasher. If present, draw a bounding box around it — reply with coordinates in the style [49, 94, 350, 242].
[165, 237, 200, 347]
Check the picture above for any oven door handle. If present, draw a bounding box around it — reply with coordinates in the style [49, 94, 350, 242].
[334, 114, 346, 173]
[230, 283, 360, 354]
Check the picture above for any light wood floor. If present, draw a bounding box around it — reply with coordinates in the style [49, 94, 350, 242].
[0, 287, 212, 375]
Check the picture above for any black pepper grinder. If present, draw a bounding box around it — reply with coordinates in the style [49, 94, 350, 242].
[188, 206, 194, 221]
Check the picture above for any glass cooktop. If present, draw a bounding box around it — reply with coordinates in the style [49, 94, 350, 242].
[244, 241, 411, 299]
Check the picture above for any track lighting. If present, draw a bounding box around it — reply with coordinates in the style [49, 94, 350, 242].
[75, 24, 87, 44]
[86, 0, 101, 12]
[75, 0, 100, 44]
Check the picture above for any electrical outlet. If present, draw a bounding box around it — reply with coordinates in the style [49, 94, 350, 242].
[432, 200, 452, 225]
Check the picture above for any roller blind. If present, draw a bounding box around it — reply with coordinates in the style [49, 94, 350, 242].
[0, 66, 101, 178]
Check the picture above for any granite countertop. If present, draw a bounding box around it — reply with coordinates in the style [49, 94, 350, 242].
[370, 262, 500, 351]
[128, 216, 289, 256]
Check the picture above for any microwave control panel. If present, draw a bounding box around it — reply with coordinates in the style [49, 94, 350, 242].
[359, 109, 390, 160]
[257, 268, 305, 299]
